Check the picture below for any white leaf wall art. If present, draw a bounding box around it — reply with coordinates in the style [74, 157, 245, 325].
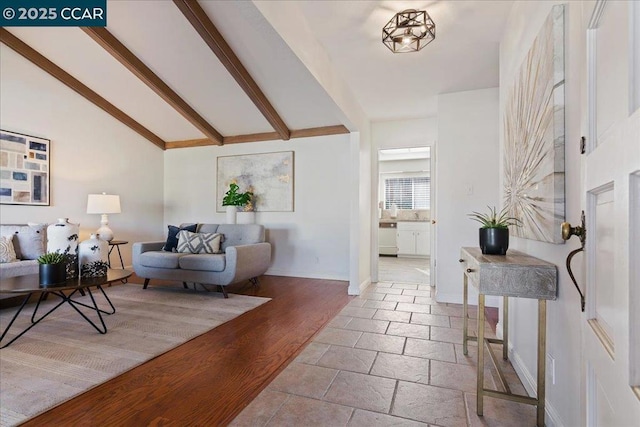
[503, 4, 565, 243]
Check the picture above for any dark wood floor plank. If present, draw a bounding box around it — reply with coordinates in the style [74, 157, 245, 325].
[21, 275, 351, 426]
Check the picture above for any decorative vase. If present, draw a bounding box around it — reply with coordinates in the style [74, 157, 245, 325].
[225, 205, 238, 224]
[39, 263, 67, 285]
[47, 218, 79, 279]
[237, 211, 256, 224]
[479, 228, 509, 255]
[79, 234, 109, 277]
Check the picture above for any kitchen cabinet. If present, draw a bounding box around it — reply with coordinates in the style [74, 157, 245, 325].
[397, 222, 430, 257]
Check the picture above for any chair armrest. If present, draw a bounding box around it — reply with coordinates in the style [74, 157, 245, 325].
[223, 242, 272, 285]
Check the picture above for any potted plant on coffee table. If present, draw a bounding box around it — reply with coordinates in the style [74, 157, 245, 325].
[222, 182, 253, 224]
[468, 206, 521, 255]
[37, 251, 67, 285]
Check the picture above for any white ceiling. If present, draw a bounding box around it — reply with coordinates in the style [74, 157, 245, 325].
[1, 1, 514, 145]
[297, 0, 514, 121]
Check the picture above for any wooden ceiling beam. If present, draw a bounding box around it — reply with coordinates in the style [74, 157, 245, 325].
[173, 0, 291, 141]
[165, 125, 350, 149]
[0, 28, 166, 150]
[82, 27, 224, 146]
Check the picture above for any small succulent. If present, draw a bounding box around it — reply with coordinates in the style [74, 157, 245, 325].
[468, 206, 521, 229]
[37, 251, 66, 265]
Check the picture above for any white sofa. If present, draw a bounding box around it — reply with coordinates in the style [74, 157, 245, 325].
[0, 224, 47, 279]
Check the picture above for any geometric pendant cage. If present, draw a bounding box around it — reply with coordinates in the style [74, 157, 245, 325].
[382, 9, 436, 53]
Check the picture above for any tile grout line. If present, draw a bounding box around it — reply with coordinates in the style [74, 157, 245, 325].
[388, 379, 401, 416]
[263, 392, 291, 427]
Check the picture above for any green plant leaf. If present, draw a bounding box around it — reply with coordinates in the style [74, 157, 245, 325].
[467, 206, 521, 228]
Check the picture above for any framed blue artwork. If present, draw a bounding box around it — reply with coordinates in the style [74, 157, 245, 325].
[0, 129, 50, 206]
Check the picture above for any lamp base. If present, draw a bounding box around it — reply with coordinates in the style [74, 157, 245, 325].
[97, 214, 114, 241]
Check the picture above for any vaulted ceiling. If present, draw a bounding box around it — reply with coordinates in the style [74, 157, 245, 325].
[0, 0, 514, 149]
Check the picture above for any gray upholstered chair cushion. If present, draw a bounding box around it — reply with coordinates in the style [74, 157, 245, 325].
[178, 254, 226, 272]
[217, 224, 265, 251]
[138, 251, 184, 269]
[0, 224, 46, 260]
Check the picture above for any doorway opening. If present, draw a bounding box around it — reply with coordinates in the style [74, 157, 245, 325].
[376, 146, 432, 285]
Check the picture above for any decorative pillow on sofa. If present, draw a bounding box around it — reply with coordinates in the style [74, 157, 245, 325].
[176, 230, 224, 254]
[0, 235, 18, 263]
[0, 223, 46, 260]
[163, 224, 198, 252]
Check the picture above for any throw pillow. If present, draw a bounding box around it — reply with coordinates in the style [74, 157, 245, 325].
[1, 223, 46, 260]
[163, 224, 198, 252]
[0, 235, 17, 263]
[176, 230, 224, 254]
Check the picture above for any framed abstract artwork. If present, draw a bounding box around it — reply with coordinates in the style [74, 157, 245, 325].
[217, 151, 294, 212]
[0, 130, 50, 206]
[503, 4, 565, 243]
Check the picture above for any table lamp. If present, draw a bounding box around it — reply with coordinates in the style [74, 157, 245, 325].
[87, 193, 121, 241]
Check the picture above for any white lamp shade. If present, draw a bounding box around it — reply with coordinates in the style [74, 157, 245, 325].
[87, 194, 121, 214]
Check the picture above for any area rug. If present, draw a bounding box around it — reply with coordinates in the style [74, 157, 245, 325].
[0, 284, 270, 426]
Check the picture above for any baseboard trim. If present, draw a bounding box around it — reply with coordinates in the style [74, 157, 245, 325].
[353, 277, 372, 295]
[264, 268, 348, 282]
[510, 347, 565, 427]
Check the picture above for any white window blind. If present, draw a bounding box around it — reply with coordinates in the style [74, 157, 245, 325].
[385, 177, 430, 209]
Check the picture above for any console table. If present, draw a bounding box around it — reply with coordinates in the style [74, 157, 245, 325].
[459, 247, 557, 427]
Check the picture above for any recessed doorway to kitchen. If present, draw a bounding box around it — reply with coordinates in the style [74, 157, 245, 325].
[377, 147, 431, 285]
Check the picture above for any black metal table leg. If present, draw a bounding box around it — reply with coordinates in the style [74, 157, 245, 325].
[1, 293, 35, 349]
[0, 285, 117, 347]
[65, 286, 111, 334]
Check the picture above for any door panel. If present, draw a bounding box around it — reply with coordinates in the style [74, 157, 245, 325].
[591, 185, 615, 350]
[583, 1, 640, 424]
[594, 0, 628, 141]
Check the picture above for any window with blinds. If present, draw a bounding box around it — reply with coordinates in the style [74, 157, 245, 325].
[384, 177, 430, 209]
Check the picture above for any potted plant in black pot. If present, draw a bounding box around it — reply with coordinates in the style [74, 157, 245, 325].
[37, 251, 67, 285]
[468, 206, 521, 255]
[222, 182, 253, 224]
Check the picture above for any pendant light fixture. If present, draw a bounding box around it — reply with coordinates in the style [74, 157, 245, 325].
[382, 9, 435, 53]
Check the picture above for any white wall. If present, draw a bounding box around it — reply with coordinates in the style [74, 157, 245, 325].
[436, 88, 500, 305]
[500, 2, 585, 425]
[355, 128, 372, 294]
[252, 0, 371, 293]
[0, 45, 165, 266]
[163, 134, 351, 281]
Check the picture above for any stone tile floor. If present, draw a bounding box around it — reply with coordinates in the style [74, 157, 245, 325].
[378, 256, 430, 284]
[232, 282, 536, 427]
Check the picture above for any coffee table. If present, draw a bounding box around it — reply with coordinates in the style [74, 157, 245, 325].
[0, 269, 132, 348]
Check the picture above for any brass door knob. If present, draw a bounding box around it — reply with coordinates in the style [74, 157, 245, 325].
[561, 211, 586, 247]
[466, 268, 474, 273]
[431, 220, 436, 224]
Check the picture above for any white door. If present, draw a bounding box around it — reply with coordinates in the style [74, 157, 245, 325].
[582, 1, 640, 425]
